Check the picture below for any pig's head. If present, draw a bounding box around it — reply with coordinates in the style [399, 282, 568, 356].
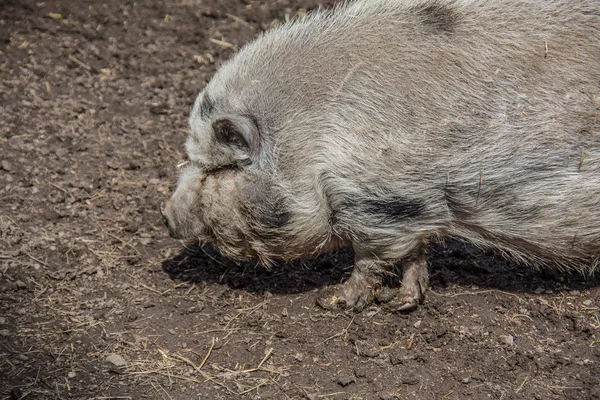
[162, 85, 286, 264]
[161, 48, 341, 265]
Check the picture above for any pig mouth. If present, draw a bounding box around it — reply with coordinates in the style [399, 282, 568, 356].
[160, 203, 262, 262]
[164, 219, 256, 261]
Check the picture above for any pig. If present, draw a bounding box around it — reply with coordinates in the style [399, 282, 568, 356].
[162, 0, 600, 311]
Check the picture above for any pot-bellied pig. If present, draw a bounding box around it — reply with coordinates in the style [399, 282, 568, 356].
[162, 0, 600, 311]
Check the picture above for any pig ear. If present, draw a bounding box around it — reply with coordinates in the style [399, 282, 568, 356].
[212, 115, 260, 161]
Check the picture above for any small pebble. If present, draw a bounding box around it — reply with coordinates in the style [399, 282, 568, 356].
[104, 353, 127, 373]
[1, 160, 12, 171]
[16, 354, 28, 361]
[55, 148, 69, 157]
[337, 374, 356, 387]
[15, 280, 27, 289]
[0, 329, 11, 337]
[0, 317, 6, 324]
[500, 335, 514, 346]
[68, 371, 76, 378]
[462, 377, 472, 384]
[168, 329, 176, 335]
[582, 300, 593, 307]
[413, 320, 422, 328]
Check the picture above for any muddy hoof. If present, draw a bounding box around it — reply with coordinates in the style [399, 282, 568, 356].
[316, 286, 348, 310]
[393, 300, 420, 312]
[388, 285, 426, 312]
[316, 284, 374, 312]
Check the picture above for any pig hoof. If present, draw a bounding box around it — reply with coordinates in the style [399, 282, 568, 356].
[395, 300, 419, 312]
[316, 285, 374, 312]
[392, 285, 426, 312]
[316, 288, 348, 310]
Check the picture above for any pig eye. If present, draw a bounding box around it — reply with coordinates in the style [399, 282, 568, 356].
[213, 118, 249, 150]
[212, 115, 260, 161]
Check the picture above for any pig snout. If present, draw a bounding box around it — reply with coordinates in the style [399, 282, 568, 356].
[160, 201, 183, 239]
[161, 192, 201, 240]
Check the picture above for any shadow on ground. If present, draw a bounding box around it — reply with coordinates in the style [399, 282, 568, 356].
[162, 239, 600, 298]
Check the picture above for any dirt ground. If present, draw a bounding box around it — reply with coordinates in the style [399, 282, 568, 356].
[1, 0, 600, 399]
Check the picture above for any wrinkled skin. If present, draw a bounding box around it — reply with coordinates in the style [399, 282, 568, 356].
[163, 0, 600, 312]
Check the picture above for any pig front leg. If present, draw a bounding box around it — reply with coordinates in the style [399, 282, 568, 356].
[317, 247, 429, 312]
[392, 249, 429, 311]
[317, 256, 389, 312]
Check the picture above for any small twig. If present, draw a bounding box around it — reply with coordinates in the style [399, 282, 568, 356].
[24, 252, 51, 267]
[209, 38, 236, 50]
[193, 327, 240, 335]
[133, 370, 204, 384]
[157, 349, 173, 386]
[549, 386, 584, 390]
[429, 289, 525, 303]
[233, 347, 275, 375]
[508, 313, 533, 322]
[68, 54, 92, 71]
[225, 13, 255, 30]
[49, 182, 75, 199]
[151, 382, 173, 400]
[237, 381, 269, 395]
[166, 352, 200, 372]
[515, 376, 529, 393]
[224, 300, 267, 329]
[321, 316, 355, 344]
[86, 189, 106, 203]
[139, 283, 162, 295]
[193, 54, 209, 65]
[256, 347, 273, 370]
[199, 337, 215, 370]
[105, 232, 142, 255]
[407, 333, 416, 349]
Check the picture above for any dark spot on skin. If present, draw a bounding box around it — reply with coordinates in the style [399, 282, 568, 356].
[244, 184, 292, 231]
[256, 197, 291, 230]
[363, 196, 425, 221]
[416, 2, 459, 33]
[199, 93, 215, 120]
